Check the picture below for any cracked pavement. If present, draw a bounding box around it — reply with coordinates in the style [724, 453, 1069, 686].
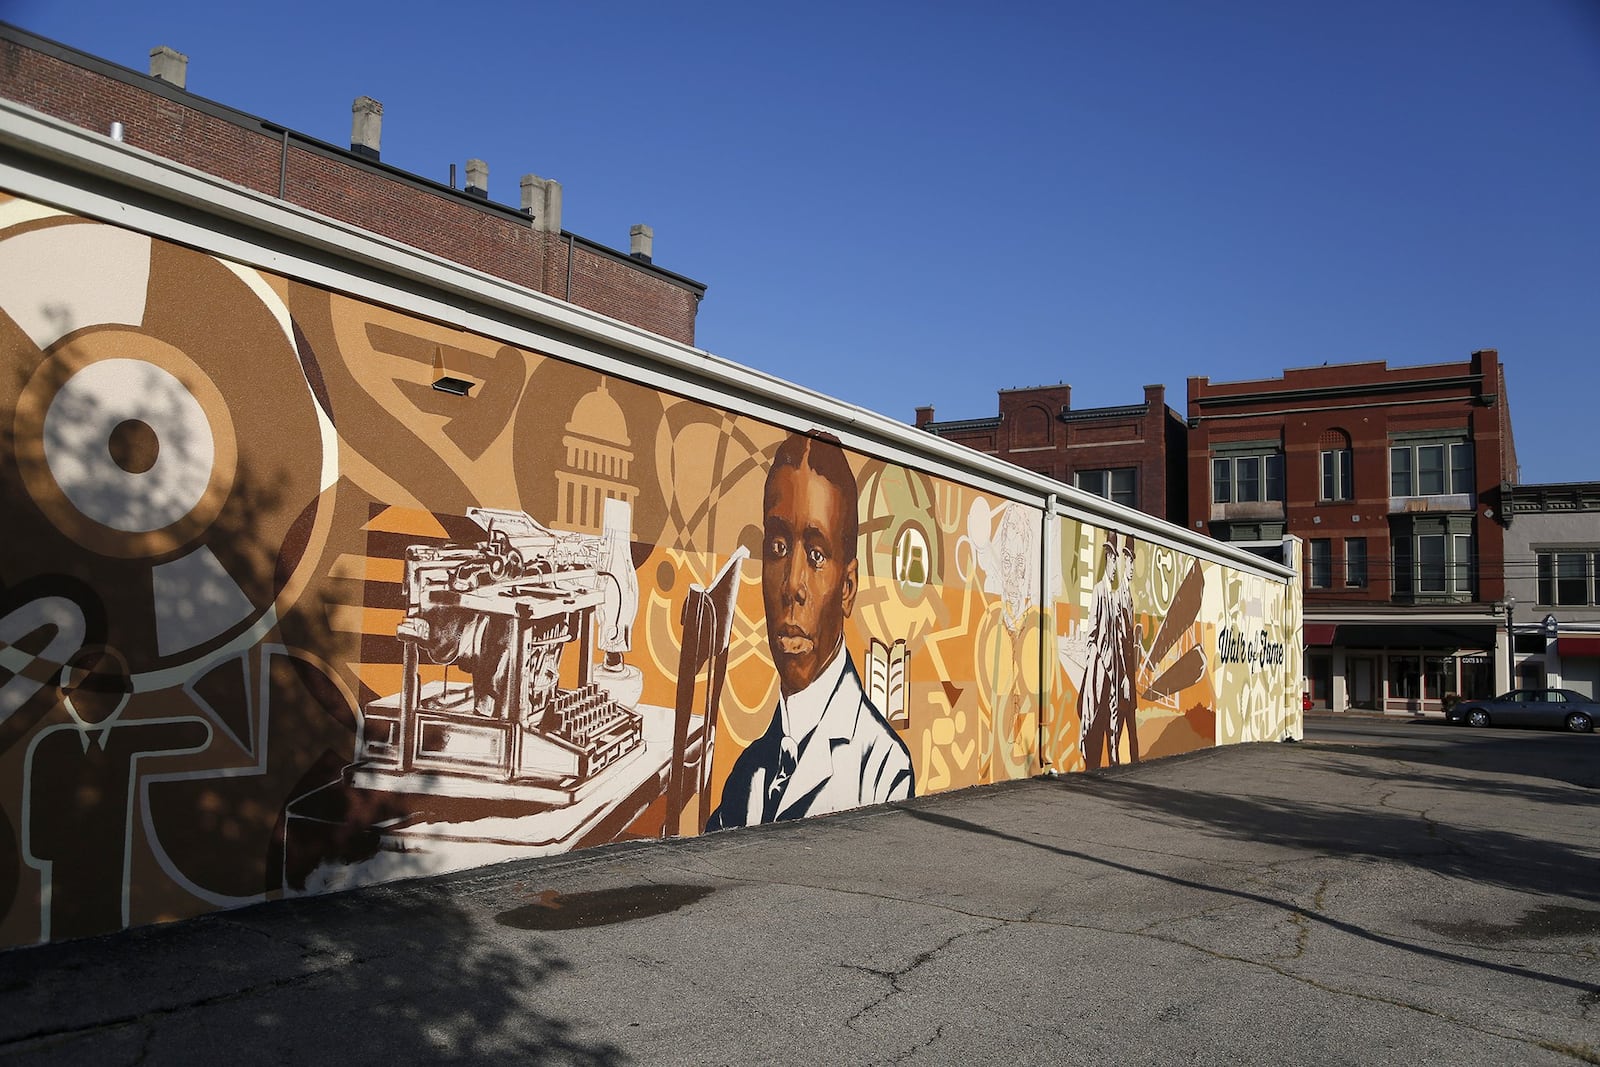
[0, 717, 1595, 1065]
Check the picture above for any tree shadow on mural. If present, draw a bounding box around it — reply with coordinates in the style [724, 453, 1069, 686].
[0, 258, 425, 944]
[0, 882, 624, 1064]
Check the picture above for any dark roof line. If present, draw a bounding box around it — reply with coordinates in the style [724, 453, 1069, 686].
[0, 20, 706, 295]
[1058, 402, 1149, 423]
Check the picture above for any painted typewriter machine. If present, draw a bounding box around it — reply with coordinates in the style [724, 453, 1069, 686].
[355, 502, 644, 803]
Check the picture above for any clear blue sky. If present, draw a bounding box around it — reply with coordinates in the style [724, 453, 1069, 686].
[9, 1, 1598, 483]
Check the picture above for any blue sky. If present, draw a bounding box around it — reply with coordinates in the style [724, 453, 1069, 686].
[9, 1, 1599, 483]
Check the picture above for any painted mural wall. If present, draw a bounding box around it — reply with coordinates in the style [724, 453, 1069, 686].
[0, 193, 1301, 948]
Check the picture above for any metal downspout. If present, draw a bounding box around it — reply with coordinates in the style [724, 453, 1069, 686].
[1039, 493, 1056, 771]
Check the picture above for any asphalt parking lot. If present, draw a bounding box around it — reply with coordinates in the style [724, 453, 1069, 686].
[1, 716, 1596, 1066]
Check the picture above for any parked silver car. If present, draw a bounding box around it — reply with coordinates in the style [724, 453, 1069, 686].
[1446, 688, 1598, 732]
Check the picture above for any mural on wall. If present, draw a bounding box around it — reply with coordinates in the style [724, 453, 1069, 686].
[707, 432, 913, 829]
[1048, 518, 1300, 773]
[0, 194, 1299, 948]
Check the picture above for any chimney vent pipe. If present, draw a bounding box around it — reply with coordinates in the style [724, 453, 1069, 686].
[465, 158, 489, 199]
[629, 223, 654, 264]
[148, 45, 188, 88]
[351, 96, 382, 160]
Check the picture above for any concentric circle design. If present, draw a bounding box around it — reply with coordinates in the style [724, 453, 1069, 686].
[2, 217, 333, 682]
[42, 358, 215, 533]
[13, 332, 237, 558]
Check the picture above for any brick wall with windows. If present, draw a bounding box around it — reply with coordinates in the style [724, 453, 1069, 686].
[914, 383, 1187, 521]
[0, 26, 705, 345]
[1188, 351, 1515, 605]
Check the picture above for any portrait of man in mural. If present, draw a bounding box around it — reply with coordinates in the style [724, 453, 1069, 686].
[707, 432, 914, 828]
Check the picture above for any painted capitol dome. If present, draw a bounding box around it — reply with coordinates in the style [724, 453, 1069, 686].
[557, 379, 637, 533]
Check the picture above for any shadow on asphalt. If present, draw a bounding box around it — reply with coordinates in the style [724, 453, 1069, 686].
[0, 883, 626, 1064]
[1312, 728, 1600, 793]
[1060, 771, 1598, 903]
[902, 806, 1600, 998]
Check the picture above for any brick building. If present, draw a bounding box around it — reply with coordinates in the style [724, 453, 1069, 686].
[914, 383, 1188, 521]
[0, 23, 705, 344]
[1502, 482, 1600, 698]
[1187, 350, 1518, 713]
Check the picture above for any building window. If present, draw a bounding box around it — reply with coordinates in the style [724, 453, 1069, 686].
[1537, 551, 1600, 606]
[1306, 652, 1332, 707]
[1424, 655, 1454, 700]
[1418, 534, 1447, 593]
[1345, 537, 1367, 587]
[1212, 452, 1284, 504]
[1389, 655, 1422, 701]
[1320, 449, 1353, 501]
[1076, 468, 1136, 507]
[1391, 524, 1474, 600]
[1212, 459, 1231, 504]
[1390, 440, 1473, 497]
[1308, 539, 1332, 589]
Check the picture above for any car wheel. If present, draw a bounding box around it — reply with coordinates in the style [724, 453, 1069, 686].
[1565, 711, 1594, 733]
[1466, 708, 1491, 728]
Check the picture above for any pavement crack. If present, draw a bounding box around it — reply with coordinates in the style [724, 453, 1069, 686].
[842, 924, 1004, 1029]
[879, 1022, 949, 1065]
[1129, 925, 1598, 1064]
[0, 966, 340, 1053]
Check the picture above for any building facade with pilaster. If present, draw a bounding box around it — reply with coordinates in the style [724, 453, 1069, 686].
[1187, 351, 1519, 714]
[1502, 482, 1600, 698]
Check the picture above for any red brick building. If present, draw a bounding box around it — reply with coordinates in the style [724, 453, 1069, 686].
[1188, 350, 1519, 713]
[0, 23, 705, 344]
[914, 383, 1188, 521]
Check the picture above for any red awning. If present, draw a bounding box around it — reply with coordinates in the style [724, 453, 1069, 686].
[1304, 623, 1338, 646]
[1558, 636, 1600, 657]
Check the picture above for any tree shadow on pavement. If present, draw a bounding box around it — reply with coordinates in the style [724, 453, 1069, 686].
[901, 795, 1599, 996]
[0, 882, 625, 1064]
[1059, 770, 1599, 903]
[1312, 728, 1600, 792]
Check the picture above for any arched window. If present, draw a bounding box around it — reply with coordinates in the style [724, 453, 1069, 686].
[1319, 428, 1353, 501]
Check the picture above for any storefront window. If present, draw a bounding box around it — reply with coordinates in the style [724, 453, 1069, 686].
[1459, 656, 1493, 698]
[1424, 655, 1453, 700]
[1306, 653, 1332, 706]
[1389, 655, 1421, 701]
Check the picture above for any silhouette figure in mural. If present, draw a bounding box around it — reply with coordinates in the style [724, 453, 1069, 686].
[26, 648, 209, 941]
[707, 432, 913, 828]
[1080, 533, 1142, 769]
[1109, 536, 1140, 765]
[1079, 538, 1118, 770]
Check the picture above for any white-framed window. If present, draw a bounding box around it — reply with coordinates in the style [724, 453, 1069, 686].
[1320, 448, 1353, 501]
[1345, 537, 1367, 587]
[1076, 467, 1136, 507]
[1537, 550, 1600, 606]
[1392, 524, 1474, 599]
[1308, 538, 1332, 589]
[1390, 440, 1473, 497]
[1212, 452, 1284, 504]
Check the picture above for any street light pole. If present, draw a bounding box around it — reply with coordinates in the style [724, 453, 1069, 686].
[1504, 595, 1516, 692]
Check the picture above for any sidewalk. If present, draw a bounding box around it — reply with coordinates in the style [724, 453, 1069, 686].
[2, 735, 1595, 1066]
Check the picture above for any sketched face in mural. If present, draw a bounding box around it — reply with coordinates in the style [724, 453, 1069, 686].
[762, 434, 859, 695]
